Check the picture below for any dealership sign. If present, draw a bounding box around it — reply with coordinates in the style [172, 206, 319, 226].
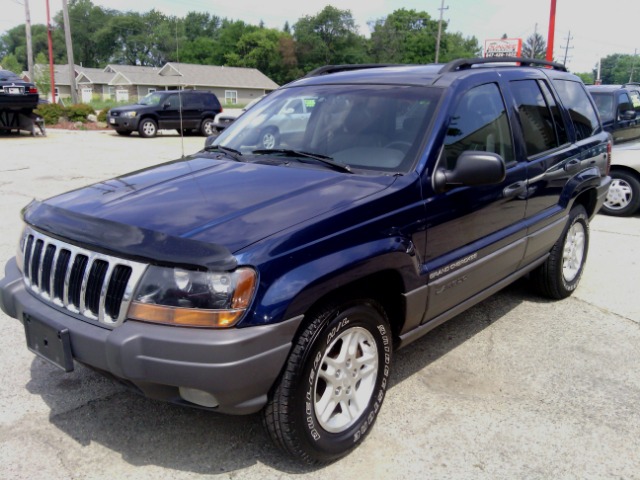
[484, 38, 523, 57]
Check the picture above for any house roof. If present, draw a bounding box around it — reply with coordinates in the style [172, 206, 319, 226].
[76, 67, 113, 85]
[159, 63, 279, 90]
[25, 62, 279, 91]
[104, 64, 161, 74]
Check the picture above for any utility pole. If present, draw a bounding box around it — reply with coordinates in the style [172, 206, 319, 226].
[562, 31, 574, 65]
[62, 0, 78, 104]
[435, 0, 449, 63]
[24, 0, 34, 83]
[45, 0, 56, 103]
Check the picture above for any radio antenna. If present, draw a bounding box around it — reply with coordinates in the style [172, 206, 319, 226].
[176, 19, 185, 158]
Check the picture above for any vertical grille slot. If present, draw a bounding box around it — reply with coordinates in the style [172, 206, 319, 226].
[105, 265, 133, 319]
[19, 227, 147, 326]
[68, 255, 88, 308]
[41, 244, 56, 295]
[23, 235, 34, 282]
[53, 249, 71, 301]
[85, 260, 108, 315]
[30, 239, 44, 288]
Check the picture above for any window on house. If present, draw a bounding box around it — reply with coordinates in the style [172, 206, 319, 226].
[148, 88, 157, 94]
[225, 90, 238, 105]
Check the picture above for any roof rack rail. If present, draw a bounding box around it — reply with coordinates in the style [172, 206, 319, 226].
[304, 64, 403, 78]
[439, 56, 567, 73]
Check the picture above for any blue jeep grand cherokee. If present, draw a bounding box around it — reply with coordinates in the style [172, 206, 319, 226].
[0, 58, 610, 463]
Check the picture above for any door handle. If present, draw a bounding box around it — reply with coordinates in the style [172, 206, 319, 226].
[564, 159, 581, 172]
[503, 181, 527, 198]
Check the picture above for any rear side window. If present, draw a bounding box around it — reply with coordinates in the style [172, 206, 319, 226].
[444, 83, 514, 168]
[552, 80, 600, 141]
[203, 94, 221, 111]
[510, 79, 567, 157]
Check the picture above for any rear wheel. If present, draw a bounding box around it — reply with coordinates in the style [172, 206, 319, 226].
[200, 118, 215, 136]
[602, 170, 640, 216]
[138, 118, 157, 138]
[263, 300, 392, 464]
[532, 204, 589, 299]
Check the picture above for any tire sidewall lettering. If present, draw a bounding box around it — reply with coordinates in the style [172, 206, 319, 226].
[301, 307, 391, 451]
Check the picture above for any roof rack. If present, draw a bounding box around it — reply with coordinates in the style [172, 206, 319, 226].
[439, 56, 567, 73]
[303, 64, 404, 78]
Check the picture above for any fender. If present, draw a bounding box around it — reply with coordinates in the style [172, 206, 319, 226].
[242, 237, 423, 327]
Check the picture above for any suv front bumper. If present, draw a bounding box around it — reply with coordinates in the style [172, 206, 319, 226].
[107, 115, 141, 131]
[0, 257, 301, 414]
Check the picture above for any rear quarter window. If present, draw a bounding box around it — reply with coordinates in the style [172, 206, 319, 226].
[552, 80, 600, 141]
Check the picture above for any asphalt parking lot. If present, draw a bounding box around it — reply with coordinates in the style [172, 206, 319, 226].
[1, 129, 639, 479]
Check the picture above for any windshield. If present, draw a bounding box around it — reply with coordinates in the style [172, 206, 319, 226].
[214, 84, 441, 173]
[139, 92, 164, 106]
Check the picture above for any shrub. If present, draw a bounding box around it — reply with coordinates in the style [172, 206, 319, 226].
[35, 103, 65, 125]
[97, 109, 108, 122]
[66, 103, 96, 122]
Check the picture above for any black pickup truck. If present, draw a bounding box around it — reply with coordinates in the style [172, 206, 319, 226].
[1, 57, 610, 464]
[587, 84, 640, 144]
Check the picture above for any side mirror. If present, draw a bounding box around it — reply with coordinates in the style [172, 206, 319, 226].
[619, 109, 637, 121]
[433, 151, 506, 193]
[163, 102, 171, 110]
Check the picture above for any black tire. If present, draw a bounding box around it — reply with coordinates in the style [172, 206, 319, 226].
[200, 118, 215, 136]
[532, 204, 589, 299]
[115, 129, 131, 136]
[263, 300, 392, 464]
[138, 118, 157, 138]
[601, 170, 640, 217]
[260, 127, 279, 149]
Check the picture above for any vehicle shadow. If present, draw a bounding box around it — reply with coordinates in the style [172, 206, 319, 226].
[25, 279, 544, 474]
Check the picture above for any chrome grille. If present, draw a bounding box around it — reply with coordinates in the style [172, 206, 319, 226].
[20, 226, 147, 326]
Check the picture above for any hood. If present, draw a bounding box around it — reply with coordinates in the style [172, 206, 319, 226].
[109, 104, 146, 113]
[40, 154, 396, 254]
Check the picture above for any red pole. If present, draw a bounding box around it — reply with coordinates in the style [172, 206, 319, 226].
[46, 0, 56, 103]
[546, 0, 557, 62]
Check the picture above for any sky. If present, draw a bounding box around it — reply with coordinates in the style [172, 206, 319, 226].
[2, 0, 639, 74]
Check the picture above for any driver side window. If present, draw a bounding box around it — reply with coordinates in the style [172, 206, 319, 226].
[444, 83, 514, 169]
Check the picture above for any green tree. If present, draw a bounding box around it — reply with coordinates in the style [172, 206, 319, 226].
[56, 0, 118, 67]
[598, 54, 636, 84]
[33, 52, 51, 96]
[293, 6, 364, 72]
[1, 53, 21, 73]
[369, 9, 439, 63]
[521, 32, 546, 59]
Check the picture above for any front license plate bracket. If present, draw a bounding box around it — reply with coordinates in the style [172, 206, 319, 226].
[24, 314, 74, 372]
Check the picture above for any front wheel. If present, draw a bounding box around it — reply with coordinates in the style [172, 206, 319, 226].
[263, 300, 392, 464]
[260, 127, 279, 149]
[602, 170, 640, 216]
[138, 118, 157, 138]
[531, 204, 589, 299]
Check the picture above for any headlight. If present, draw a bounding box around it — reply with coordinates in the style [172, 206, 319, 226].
[127, 266, 257, 328]
[122, 111, 137, 118]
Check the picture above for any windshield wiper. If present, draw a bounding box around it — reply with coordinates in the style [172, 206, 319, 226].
[252, 149, 352, 173]
[204, 145, 244, 162]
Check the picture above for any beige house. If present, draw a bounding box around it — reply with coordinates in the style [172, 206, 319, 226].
[26, 63, 279, 105]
